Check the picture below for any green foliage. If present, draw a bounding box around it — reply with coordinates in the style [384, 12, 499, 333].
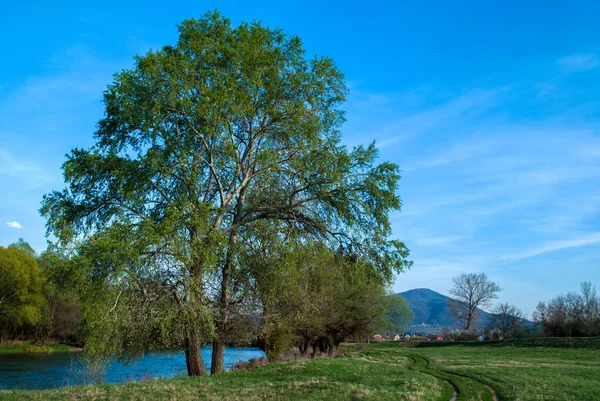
[261, 323, 298, 363]
[36, 250, 83, 342]
[376, 295, 413, 334]
[8, 238, 37, 258]
[243, 231, 402, 360]
[39, 11, 410, 373]
[0, 239, 85, 345]
[0, 245, 47, 338]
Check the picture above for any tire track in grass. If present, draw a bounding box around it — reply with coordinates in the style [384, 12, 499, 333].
[421, 356, 500, 401]
[407, 355, 498, 401]
[406, 356, 457, 401]
[420, 357, 499, 401]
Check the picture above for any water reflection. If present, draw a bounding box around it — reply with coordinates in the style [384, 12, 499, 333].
[0, 347, 265, 390]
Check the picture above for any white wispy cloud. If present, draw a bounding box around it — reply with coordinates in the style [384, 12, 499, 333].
[401, 123, 600, 218]
[375, 88, 506, 148]
[413, 235, 462, 247]
[384, 82, 600, 314]
[394, 256, 485, 296]
[7, 221, 23, 229]
[0, 149, 54, 188]
[0, 45, 124, 194]
[501, 232, 600, 261]
[557, 53, 599, 73]
[403, 140, 497, 172]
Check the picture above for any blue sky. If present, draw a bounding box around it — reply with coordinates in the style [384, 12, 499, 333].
[1, 1, 600, 316]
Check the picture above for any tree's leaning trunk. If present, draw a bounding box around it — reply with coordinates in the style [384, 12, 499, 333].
[185, 327, 207, 376]
[465, 307, 474, 331]
[211, 188, 246, 374]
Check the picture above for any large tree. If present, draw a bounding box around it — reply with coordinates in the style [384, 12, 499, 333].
[41, 12, 410, 376]
[447, 273, 501, 331]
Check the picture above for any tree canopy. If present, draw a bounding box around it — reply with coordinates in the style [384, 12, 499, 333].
[0, 243, 46, 341]
[41, 11, 410, 375]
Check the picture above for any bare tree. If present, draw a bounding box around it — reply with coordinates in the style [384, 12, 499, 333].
[448, 273, 501, 331]
[581, 281, 600, 335]
[542, 281, 600, 337]
[489, 303, 523, 338]
[532, 301, 547, 338]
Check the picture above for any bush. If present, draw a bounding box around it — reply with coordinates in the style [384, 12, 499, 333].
[232, 357, 269, 371]
[453, 330, 479, 341]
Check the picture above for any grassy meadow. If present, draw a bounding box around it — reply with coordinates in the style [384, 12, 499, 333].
[2, 339, 599, 400]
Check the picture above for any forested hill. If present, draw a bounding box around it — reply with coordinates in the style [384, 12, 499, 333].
[398, 288, 492, 330]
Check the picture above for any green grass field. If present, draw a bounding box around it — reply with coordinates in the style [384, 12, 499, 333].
[376, 341, 600, 400]
[2, 339, 599, 400]
[0, 342, 78, 354]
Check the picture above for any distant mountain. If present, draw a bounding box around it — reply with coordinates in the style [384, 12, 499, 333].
[397, 288, 492, 331]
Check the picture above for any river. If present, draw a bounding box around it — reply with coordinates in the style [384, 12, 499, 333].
[0, 347, 265, 390]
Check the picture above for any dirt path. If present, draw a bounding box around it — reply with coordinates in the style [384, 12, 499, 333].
[444, 380, 458, 401]
[488, 386, 499, 401]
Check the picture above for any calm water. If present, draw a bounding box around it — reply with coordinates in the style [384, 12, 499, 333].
[0, 347, 265, 390]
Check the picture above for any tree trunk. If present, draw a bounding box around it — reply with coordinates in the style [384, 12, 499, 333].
[465, 307, 474, 331]
[542, 320, 545, 338]
[311, 341, 318, 358]
[211, 188, 246, 374]
[327, 337, 336, 357]
[211, 244, 233, 374]
[185, 327, 207, 376]
[299, 340, 309, 357]
[211, 339, 225, 374]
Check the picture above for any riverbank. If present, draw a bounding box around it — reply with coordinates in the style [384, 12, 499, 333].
[0, 342, 79, 354]
[2, 340, 599, 400]
[0, 348, 444, 400]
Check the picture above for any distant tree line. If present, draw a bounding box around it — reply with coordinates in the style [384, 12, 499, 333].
[533, 282, 600, 337]
[0, 239, 81, 344]
[446, 273, 600, 339]
[0, 236, 413, 363]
